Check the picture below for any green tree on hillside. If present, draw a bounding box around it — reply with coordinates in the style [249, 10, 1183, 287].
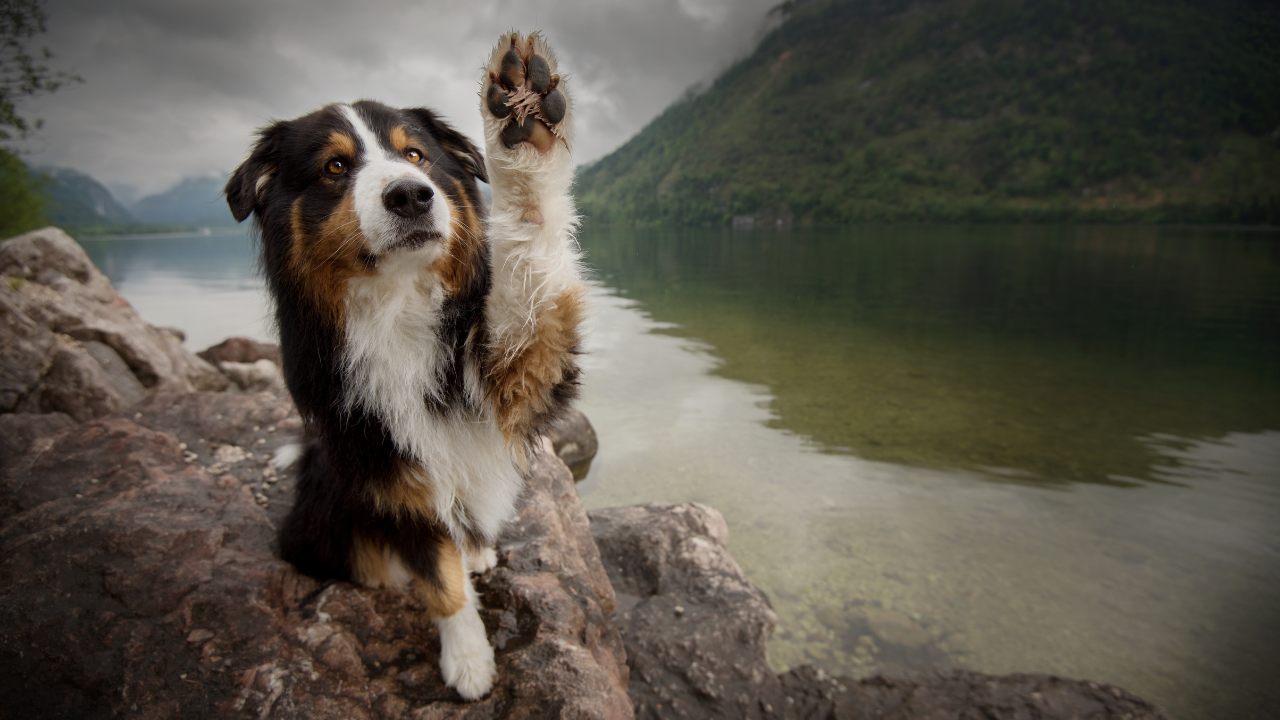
[0, 0, 80, 238]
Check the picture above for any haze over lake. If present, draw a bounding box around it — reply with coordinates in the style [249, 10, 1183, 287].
[81, 225, 1280, 720]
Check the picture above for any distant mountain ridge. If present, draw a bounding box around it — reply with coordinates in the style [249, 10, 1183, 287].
[39, 167, 136, 225]
[576, 0, 1280, 225]
[130, 176, 236, 228]
[38, 171, 237, 231]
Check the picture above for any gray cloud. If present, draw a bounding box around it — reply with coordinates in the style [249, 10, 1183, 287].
[16, 0, 778, 197]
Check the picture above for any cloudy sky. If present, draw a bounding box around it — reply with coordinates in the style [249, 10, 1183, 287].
[15, 0, 781, 202]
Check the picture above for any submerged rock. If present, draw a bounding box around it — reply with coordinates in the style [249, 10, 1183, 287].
[778, 664, 1174, 720]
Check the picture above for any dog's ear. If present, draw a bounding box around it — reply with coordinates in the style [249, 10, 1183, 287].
[409, 108, 488, 184]
[226, 122, 287, 222]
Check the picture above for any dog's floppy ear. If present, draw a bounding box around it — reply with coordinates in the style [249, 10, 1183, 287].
[226, 122, 287, 222]
[409, 108, 488, 183]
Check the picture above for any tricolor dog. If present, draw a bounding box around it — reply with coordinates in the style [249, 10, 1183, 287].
[224, 31, 584, 700]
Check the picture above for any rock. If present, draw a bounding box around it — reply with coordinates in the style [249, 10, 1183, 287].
[0, 281, 56, 412]
[0, 411, 75, 468]
[544, 406, 599, 480]
[778, 664, 1174, 720]
[859, 607, 929, 649]
[12, 337, 150, 421]
[589, 503, 787, 720]
[219, 359, 287, 394]
[0, 391, 633, 719]
[0, 227, 229, 418]
[588, 505, 1174, 720]
[198, 337, 283, 367]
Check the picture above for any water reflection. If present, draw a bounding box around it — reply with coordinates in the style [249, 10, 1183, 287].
[579, 225, 1280, 486]
[574, 225, 1280, 720]
[78, 230, 274, 350]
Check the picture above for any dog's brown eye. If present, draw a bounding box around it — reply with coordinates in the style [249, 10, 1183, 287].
[326, 158, 346, 175]
[405, 148, 423, 163]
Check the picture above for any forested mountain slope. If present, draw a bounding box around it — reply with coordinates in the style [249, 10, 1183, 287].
[575, 0, 1280, 225]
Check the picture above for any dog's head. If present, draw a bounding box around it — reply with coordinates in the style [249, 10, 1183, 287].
[226, 101, 489, 317]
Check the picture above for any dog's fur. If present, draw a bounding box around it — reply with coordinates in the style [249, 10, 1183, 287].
[224, 32, 583, 700]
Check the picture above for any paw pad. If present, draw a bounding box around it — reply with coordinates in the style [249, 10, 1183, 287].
[485, 32, 566, 151]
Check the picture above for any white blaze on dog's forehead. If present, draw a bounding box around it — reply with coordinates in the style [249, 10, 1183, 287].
[339, 104, 393, 161]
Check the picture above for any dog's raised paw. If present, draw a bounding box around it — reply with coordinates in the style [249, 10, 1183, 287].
[484, 31, 567, 153]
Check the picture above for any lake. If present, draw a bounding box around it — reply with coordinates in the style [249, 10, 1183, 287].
[80, 225, 1280, 720]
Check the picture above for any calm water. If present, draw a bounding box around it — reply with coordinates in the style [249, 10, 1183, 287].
[80, 230, 273, 351]
[80, 226, 1280, 720]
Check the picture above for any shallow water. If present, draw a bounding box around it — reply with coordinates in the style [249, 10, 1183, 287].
[573, 226, 1280, 720]
[79, 230, 272, 350]
[78, 225, 1280, 720]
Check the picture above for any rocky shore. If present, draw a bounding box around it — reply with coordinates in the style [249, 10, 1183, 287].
[1, 228, 1173, 719]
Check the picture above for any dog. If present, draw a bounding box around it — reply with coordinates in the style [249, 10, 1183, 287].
[223, 31, 584, 700]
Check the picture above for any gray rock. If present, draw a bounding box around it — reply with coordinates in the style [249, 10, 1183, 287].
[0, 227, 229, 418]
[589, 502, 787, 720]
[219, 359, 287, 394]
[0, 391, 633, 719]
[198, 336, 283, 367]
[0, 281, 56, 412]
[545, 406, 599, 480]
[14, 338, 152, 421]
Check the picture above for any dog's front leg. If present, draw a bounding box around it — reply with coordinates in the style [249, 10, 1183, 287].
[479, 31, 586, 442]
[415, 538, 495, 700]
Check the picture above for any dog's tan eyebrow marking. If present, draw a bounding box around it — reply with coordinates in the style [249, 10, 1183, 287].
[324, 131, 357, 161]
[389, 125, 422, 157]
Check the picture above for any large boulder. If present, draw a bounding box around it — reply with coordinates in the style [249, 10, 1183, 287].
[0, 391, 633, 719]
[0, 227, 228, 424]
[589, 503, 788, 720]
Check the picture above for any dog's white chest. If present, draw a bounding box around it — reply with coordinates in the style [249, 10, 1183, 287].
[341, 260, 524, 540]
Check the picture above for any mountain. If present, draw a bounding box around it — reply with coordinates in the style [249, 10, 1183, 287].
[575, 0, 1280, 226]
[38, 167, 136, 224]
[131, 176, 236, 228]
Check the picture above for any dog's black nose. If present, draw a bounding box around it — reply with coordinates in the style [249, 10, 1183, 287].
[382, 178, 435, 219]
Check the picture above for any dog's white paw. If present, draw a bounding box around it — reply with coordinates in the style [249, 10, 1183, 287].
[465, 546, 499, 575]
[481, 31, 571, 157]
[436, 604, 496, 700]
